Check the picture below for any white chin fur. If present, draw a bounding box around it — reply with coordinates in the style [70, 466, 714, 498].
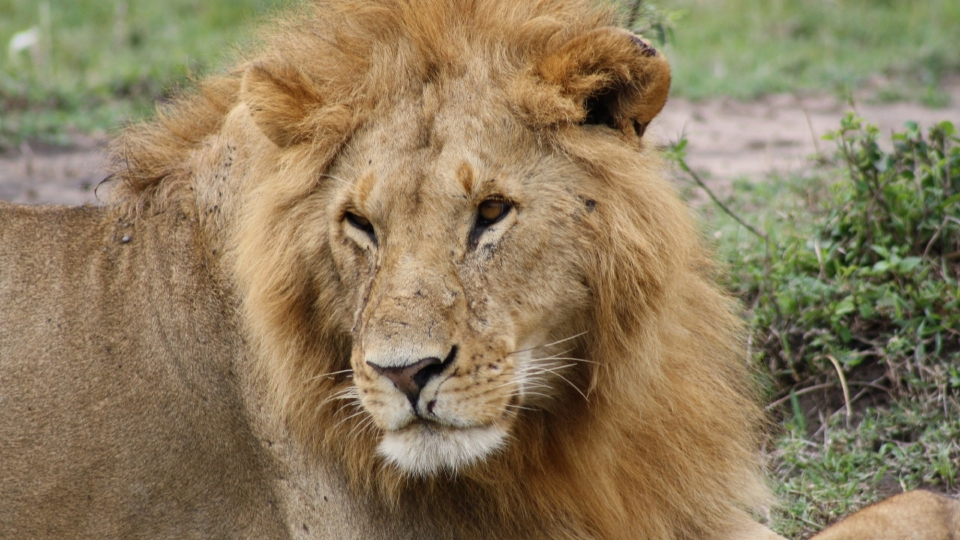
[378, 424, 507, 476]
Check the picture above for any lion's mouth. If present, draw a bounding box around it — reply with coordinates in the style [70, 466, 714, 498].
[377, 422, 508, 476]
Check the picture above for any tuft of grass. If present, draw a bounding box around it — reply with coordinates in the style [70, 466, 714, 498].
[654, 0, 960, 101]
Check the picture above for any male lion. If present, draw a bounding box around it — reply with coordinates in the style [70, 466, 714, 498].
[0, 0, 956, 539]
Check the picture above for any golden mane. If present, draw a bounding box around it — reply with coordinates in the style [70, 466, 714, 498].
[106, 1, 770, 538]
[106, 0, 611, 213]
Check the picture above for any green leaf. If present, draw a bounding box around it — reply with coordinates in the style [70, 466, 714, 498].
[939, 193, 960, 210]
[871, 245, 891, 259]
[834, 296, 856, 319]
[839, 327, 852, 343]
[937, 121, 956, 138]
[898, 257, 922, 273]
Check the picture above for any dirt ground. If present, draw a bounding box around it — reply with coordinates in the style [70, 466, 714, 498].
[2, 85, 959, 206]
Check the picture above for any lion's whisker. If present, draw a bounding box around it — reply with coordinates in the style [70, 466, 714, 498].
[521, 363, 577, 375]
[333, 408, 369, 430]
[528, 355, 598, 366]
[514, 390, 556, 402]
[518, 365, 587, 401]
[540, 346, 577, 356]
[505, 403, 537, 412]
[510, 372, 554, 388]
[319, 386, 360, 407]
[507, 331, 587, 356]
[321, 367, 355, 377]
[327, 386, 359, 399]
[307, 368, 355, 383]
[347, 415, 376, 442]
[493, 379, 521, 391]
[524, 347, 576, 362]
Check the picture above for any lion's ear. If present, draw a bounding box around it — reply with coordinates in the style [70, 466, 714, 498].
[240, 61, 324, 147]
[521, 28, 671, 138]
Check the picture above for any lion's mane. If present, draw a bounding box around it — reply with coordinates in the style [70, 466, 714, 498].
[105, 1, 770, 538]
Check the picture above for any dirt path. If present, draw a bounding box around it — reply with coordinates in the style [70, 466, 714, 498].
[2, 86, 959, 206]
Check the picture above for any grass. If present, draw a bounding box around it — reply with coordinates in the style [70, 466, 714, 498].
[0, 0, 289, 146]
[772, 401, 959, 537]
[4, 0, 960, 145]
[649, 0, 960, 102]
[671, 118, 960, 536]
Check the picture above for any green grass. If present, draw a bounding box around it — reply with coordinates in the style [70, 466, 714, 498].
[650, 0, 960, 102]
[772, 401, 959, 537]
[0, 0, 289, 145]
[672, 118, 960, 535]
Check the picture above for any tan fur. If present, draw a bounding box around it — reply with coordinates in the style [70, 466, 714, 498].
[0, 1, 951, 539]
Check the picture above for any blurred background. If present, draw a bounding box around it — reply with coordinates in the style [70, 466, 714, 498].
[1, 0, 957, 144]
[1, 1, 958, 537]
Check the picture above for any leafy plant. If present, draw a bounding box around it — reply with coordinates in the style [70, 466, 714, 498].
[672, 116, 960, 534]
[750, 116, 959, 400]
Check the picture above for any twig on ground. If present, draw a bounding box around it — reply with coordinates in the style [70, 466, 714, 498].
[824, 355, 852, 428]
[674, 154, 769, 244]
[766, 383, 834, 411]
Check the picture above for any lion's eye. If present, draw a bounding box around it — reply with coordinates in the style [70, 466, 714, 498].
[470, 198, 512, 247]
[477, 199, 510, 226]
[345, 211, 377, 242]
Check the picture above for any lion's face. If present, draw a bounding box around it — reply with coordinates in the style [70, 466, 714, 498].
[234, 19, 672, 481]
[325, 80, 593, 475]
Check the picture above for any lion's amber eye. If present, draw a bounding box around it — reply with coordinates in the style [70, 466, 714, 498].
[477, 199, 510, 226]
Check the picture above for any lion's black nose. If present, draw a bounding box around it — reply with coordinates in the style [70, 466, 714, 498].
[367, 346, 457, 405]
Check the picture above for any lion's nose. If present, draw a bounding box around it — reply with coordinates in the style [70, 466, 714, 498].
[367, 346, 457, 405]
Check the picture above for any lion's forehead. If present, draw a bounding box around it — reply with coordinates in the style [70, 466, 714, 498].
[342, 82, 534, 192]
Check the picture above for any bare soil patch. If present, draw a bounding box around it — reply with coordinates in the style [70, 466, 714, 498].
[0, 136, 107, 206]
[2, 84, 959, 206]
[651, 80, 960, 192]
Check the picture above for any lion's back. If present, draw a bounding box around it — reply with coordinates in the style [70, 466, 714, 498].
[0, 202, 287, 539]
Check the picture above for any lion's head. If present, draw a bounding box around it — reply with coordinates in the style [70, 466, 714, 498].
[108, 0, 770, 536]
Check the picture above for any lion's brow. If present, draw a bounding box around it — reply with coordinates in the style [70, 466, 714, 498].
[457, 162, 475, 194]
[354, 171, 377, 206]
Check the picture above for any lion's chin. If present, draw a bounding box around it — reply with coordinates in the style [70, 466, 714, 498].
[377, 423, 507, 477]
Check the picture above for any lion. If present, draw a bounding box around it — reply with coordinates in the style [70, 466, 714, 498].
[0, 0, 956, 538]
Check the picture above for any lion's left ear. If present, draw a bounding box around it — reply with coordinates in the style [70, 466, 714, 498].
[240, 60, 326, 147]
[516, 28, 671, 139]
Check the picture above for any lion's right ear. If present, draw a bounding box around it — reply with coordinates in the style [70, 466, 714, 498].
[240, 61, 325, 147]
[515, 28, 671, 139]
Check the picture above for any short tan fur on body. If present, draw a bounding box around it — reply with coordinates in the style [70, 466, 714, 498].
[1, 0, 955, 539]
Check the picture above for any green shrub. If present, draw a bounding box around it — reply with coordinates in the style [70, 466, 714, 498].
[735, 116, 960, 400]
[670, 115, 960, 536]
